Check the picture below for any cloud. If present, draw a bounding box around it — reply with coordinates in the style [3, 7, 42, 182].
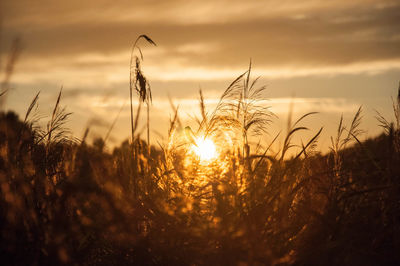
[3, 0, 397, 26]
[87, 116, 110, 128]
[1, 0, 400, 71]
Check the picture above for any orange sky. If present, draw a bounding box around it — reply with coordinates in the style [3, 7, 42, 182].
[1, 0, 399, 150]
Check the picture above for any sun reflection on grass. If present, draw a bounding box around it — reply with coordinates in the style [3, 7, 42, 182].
[191, 136, 217, 162]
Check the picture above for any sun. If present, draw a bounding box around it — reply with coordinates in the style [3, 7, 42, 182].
[192, 136, 217, 162]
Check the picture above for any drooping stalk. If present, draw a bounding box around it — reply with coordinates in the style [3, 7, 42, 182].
[129, 34, 156, 144]
[129, 40, 136, 144]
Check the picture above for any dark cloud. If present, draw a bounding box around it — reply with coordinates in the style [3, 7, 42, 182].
[87, 116, 110, 128]
[62, 87, 114, 99]
[1, 0, 399, 69]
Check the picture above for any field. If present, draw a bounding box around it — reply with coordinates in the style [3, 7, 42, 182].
[1, 36, 400, 265]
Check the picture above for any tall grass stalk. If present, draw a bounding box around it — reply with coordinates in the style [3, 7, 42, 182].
[129, 35, 156, 153]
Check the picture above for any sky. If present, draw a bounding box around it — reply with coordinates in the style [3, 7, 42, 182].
[1, 0, 400, 151]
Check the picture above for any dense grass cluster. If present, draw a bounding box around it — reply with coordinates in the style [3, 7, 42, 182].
[1, 75, 400, 266]
[1, 36, 400, 264]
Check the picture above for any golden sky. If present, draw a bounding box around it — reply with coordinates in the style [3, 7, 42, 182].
[1, 0, 400, 149]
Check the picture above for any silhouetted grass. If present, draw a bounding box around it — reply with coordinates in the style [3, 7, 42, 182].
[0, 39, 400, 265]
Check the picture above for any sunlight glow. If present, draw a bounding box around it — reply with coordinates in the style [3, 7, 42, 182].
[192, 137, 217, 162]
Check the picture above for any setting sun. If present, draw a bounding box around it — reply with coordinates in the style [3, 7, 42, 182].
[192, 137, 217, 161]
